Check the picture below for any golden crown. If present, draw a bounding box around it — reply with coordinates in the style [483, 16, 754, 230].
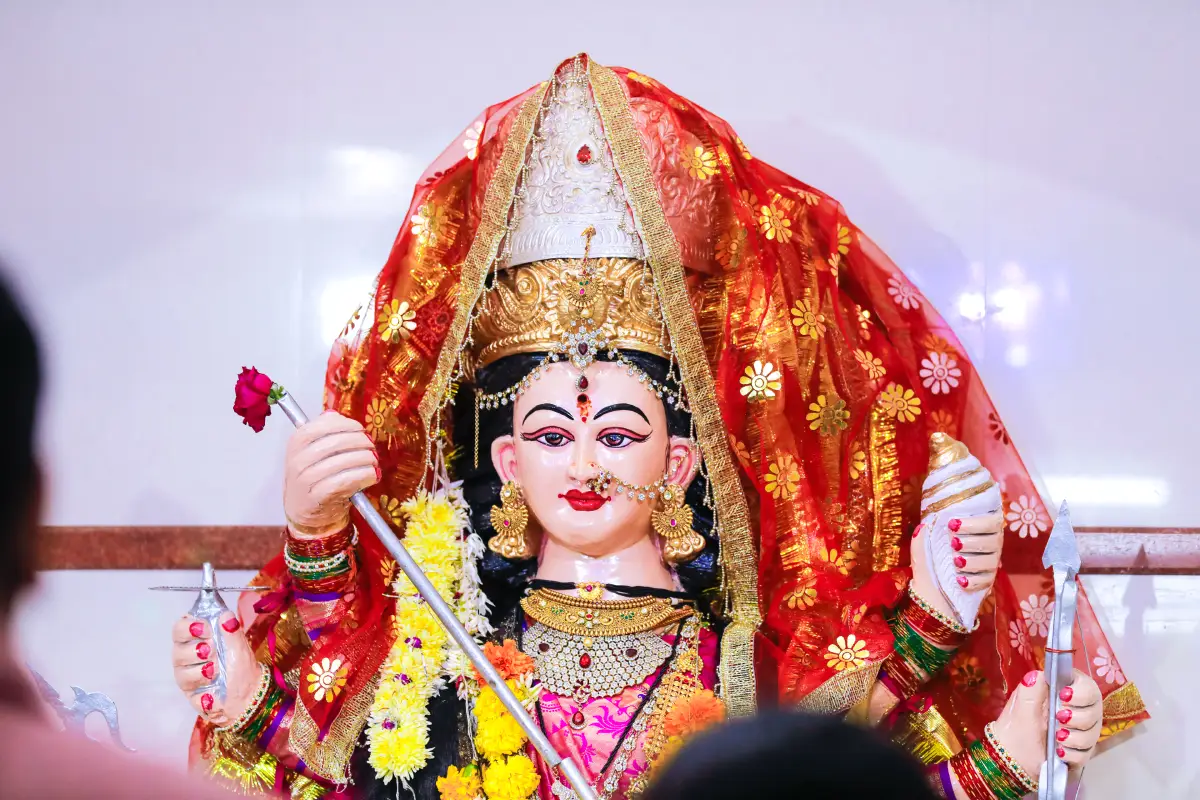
[471, 257, 670, 369]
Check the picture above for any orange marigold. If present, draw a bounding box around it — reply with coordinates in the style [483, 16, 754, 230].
[663, 689, 726, 739]
[473, 639, 535, 683]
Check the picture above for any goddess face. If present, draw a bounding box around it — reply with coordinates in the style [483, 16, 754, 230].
[490, 360, 699, 558]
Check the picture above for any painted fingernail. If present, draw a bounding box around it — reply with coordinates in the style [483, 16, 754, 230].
[1056, 709, 1072, 724]
[200, 693, 214, 712]
[1059, 686, 1073, 702]
[221, 617, 241, 633]
[913, 524, 923, 539]
[951, 537, 963, 551]
[1022, 671, 1039, 687]
[201, 661, 216, 680]
[948, 518, 962, 532]
[189, 622, 204, 638]
[375, 465, 382, 480]
[957, 576, 969, 588]
[196, 642, 211, 660]
[954, 555, 966, 568]
[1057, 728, 1070, 742]
[1056, 747, 1066, 759]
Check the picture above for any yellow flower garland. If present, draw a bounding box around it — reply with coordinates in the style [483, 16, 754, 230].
[366, 487, 470, 785]
[440, 671, 541, 800]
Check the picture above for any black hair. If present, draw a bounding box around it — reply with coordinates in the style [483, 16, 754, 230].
[643, 711, 940, 800]
[0, 266, 41, 614]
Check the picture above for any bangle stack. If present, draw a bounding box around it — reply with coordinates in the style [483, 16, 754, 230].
[902, 586, 972, 646]
[285, 524, 356, 592]
[882, 588, 971, 699]
[948, 729, 1036, 800]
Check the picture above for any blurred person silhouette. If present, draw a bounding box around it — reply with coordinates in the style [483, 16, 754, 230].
[644, 710, 940, 800]
[0, 264, 233, 798]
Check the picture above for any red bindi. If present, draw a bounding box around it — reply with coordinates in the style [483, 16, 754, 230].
[577, 393, 591, 423]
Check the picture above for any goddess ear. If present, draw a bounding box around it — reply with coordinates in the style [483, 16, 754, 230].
[666, 437, 701, 491]
[491, 434, 519, 484]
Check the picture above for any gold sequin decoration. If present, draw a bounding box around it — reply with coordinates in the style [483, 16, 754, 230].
[869, 403, 904, 571]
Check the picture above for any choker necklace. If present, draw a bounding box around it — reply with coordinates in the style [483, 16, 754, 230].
[521, 587, 692, 637]
[528, 579, 692, 602]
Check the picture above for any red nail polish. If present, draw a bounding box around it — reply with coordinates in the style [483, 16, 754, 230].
[951, 537, 963, 551]
[954, 555, 966, 568]
[1057, 728, 1070, 742]
[1056, 747, 1066, 759]
[957, 576, 969, 588]
[375, 465, 382, 481]
[221, 617, 241, 633]
[1056, 709, 1072, 724]
[1022, 671, 1039, 687]
[948, 518, 962, 532]
[189, 622, 204, 638]
[200, 693, 214, 712]
[201, 662, 216, 680]
[196, 642, 211, 660]
[913, 524, 923, 539]
[1059, 686, 1073, 702]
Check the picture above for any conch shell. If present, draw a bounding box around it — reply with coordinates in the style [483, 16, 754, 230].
[920, 433, 1001, 629]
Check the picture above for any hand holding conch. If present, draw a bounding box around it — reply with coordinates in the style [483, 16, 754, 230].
[909, 433, 1003, 628]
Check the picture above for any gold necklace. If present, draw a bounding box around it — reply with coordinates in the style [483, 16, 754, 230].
[521, 587, 692, 637]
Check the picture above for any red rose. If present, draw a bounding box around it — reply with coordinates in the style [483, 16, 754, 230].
[233, 366, 276, 432]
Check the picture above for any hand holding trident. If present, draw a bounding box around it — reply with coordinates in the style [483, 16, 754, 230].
[1039, 501, 1081, 800]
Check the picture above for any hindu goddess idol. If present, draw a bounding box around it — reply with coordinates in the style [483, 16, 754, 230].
[170, 56, 1146, 799]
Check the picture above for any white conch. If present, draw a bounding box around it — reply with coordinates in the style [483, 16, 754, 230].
[920, 433, 1002, 629]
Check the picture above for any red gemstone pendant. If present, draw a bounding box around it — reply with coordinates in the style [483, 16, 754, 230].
[570, 710, 587, 729]
[576, 145, 593, 165]
[579, 653, 592, 669]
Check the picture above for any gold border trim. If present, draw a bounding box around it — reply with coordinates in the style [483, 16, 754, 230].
[870, 405, 904, 570]
[588, 59, 760, 716]
[1102, 680, 1148, 721]
[418, 85, 550, 432]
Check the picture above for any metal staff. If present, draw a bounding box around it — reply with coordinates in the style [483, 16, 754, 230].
[275, 391, 598, 800]
[1038, 501, 1080, 800]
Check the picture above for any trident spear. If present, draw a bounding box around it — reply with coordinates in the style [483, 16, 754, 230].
[253, 382, 598, 800]
[1038, 501, 1080, 800]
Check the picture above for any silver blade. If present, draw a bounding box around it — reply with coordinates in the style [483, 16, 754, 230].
[1041, 500, 1081, 575]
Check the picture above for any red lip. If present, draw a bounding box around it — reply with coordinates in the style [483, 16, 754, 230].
[560, 490, 610, 512]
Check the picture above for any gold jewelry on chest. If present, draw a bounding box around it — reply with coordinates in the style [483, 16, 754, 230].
[521, 586, 692, 637]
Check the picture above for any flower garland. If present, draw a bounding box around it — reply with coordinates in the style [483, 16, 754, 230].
[366, 483, 490, 786]
[440, 641, 541, 800]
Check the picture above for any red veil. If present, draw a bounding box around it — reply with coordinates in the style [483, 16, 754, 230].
[231, 54, 1145, 781]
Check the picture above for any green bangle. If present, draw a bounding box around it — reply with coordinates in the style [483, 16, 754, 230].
[890, 614, 953, 675]
[967, 740, 1025, 800]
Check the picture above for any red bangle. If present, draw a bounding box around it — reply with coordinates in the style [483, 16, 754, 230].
[285, 523, 354, 558]
[900, 600, 969, 649]
[949, 750, 993, 800]
[881, 651, 924, 698]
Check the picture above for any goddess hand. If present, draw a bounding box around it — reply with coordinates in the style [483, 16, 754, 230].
[909, 511, 1003, 618]
[991, 669, 1104, 778]
[170, 612, 260, 726]
[283, 411, 379, 538]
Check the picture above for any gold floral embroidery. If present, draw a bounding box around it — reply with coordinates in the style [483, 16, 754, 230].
[826, 252, 841, 280]
[625, 71, 656, 86]
[786, 578, 818, 609]
[879, 383, 922, 423]
[364, 397, 398, 442]
[950, 653, 986, 692]
[825, 635, 869, 671]
[849, 450, 868, 480]
[740, 360, 782, 401]
[758, 201, 793, 243]
[836, 224, 852, 256]
[732, 438, 752, 469]
[683, 146, 718, 180]
[735, 136, 753, 160]
[668, 97, 690, 112]
[791, 187, 821, 206]
[377, 495, 404, 527]
[820, 544, 856, 575]
[922, 333, 953, 355]
[380, 558, 396, 586]
[739, 189, 759, 210]
[377, 299, 417, 343]
[854, 349, 886, 380]
[716, 145, 733, 171]
[790, 299, 826, 340]
[858, 308, 873, 338]
[716, 225, 748, 270]
[807, 395, 849, 436]
[928, 410, 955, 435]
[462, 121, 484, 161]
[306, 657, 348, 702]
[764, 454, 801, 500]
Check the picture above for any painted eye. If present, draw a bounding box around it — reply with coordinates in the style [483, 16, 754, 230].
[538, 432, 567, 447]
[600, 432, 634, 448]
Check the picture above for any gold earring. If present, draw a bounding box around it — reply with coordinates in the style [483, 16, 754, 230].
[488, 481, 535, 559]
[651, 484, 705, 565]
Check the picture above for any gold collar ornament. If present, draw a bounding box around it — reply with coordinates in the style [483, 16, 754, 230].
[521, 587, 692, 637]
